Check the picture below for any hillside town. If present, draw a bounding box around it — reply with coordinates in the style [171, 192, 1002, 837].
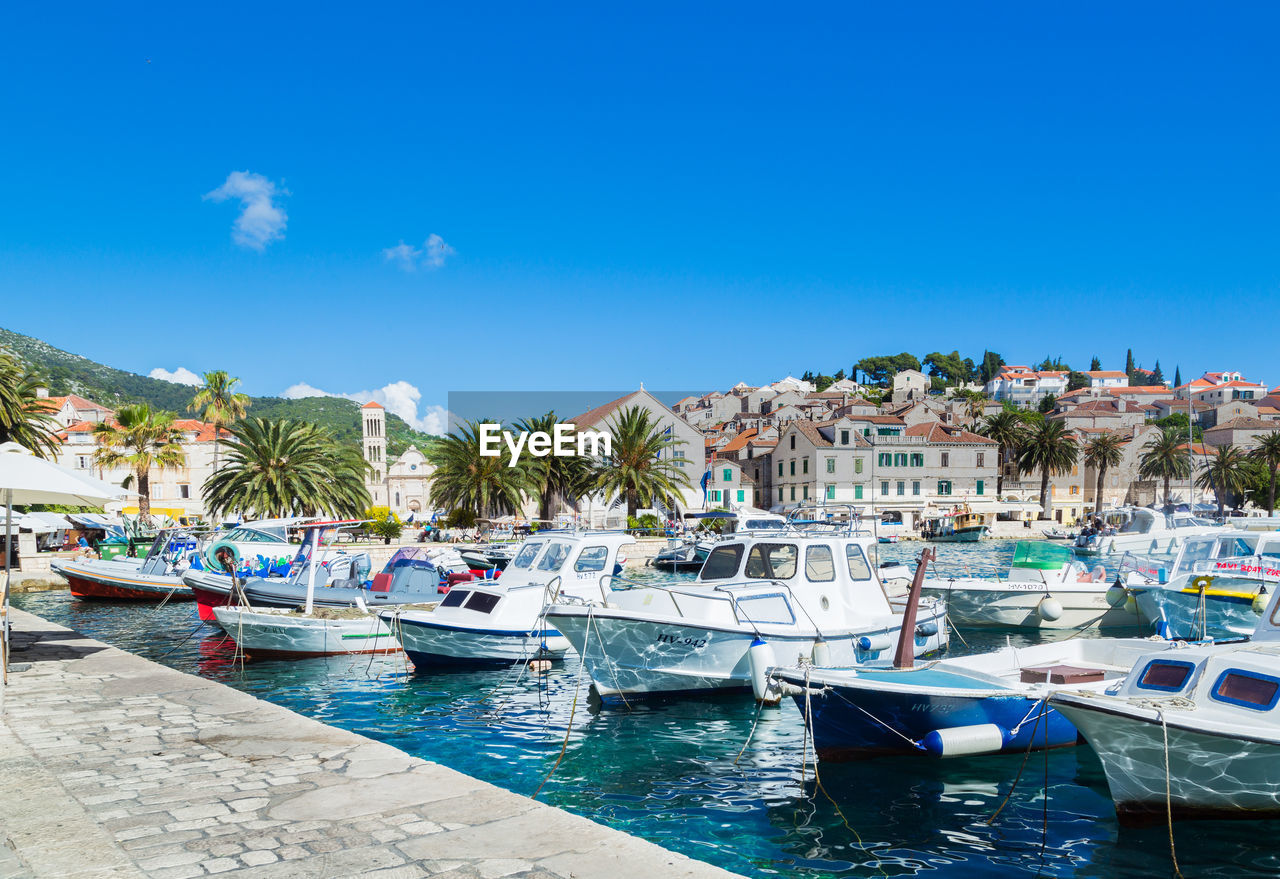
[25, 362, 1280, 532]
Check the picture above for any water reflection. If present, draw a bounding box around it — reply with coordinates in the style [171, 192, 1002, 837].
[15, 539, 1279, 879]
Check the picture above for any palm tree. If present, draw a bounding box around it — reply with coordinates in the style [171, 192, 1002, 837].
[202, 417, 370, 519]
[428, 420, 528, 518]
[0, 349, 60, 458]
[979, 410, 1026, 495]
[592, 406, 692, 519]
[1197, 444, 1249, 522]
[189, 370, 251, 473]
[1016, 420, 1078, 517]
[1138, 427, 1191, 510]
[92, 404, 186, 518]
[514, 411, 594, 521]
[1249, 433, 1280, 515]
[1082, 432, 1125, 514]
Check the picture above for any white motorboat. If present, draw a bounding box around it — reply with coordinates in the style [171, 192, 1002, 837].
[1072, 506, 1220, 557]
[210, 523, 435, 659]
[382, 531, 635, 666]
[1118, 530, 1280, 640]
[921, 540, 1140, 632]
[51, 528, 204, 601]
[1051, 587, 1280, 822]
[544, 506, 949, 700]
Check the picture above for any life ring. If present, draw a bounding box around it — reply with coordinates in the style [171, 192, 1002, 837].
[204, 539, 241, 573]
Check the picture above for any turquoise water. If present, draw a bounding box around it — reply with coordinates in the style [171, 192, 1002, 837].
[15, 540, 1280, 877]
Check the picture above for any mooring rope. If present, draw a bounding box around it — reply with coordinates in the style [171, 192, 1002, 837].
[987, 699, 1047, 825]
[531, 606, 591, 800]
[801, 665, 890, 879]
[1159, 710, 1185, 879]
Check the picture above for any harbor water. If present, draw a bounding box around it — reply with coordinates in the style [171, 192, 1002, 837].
[15, 539, 1280, 878]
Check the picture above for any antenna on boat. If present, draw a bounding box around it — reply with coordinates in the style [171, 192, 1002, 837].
[893, 547, 935, 669]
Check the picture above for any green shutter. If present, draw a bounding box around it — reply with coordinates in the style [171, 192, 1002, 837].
[854, 485, 863, 499]
[977, 480, 984, 495]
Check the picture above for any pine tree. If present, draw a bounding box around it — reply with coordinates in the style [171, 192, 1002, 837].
[1151, 360, 1165, 386]
[1090, 356, 1101, 371]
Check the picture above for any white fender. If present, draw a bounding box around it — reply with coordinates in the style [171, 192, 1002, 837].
[748, 638, 778, 703]
[1037, 596, 1063, 622]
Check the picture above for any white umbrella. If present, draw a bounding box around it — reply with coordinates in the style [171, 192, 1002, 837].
[1, 441, 124, 685]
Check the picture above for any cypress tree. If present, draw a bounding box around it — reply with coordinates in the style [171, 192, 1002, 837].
[1174, 365, 1182, 388]
[1090, 356, 1101, 371]
[1125, 349, 1135, 381]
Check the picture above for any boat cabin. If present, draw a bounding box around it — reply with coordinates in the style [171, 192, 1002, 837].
[1123, 531, 1280, 586]
[432, 532, 637, 620]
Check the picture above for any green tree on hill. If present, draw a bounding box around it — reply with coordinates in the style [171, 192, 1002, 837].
[1090, 356, 1102, 371]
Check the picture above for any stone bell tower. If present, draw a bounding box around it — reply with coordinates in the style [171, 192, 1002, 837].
[361, 401, 386, 506]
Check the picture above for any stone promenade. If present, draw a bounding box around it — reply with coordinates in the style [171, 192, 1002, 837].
[0, 609, 740, 879]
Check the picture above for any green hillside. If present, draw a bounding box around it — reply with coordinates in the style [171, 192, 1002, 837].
[0, 327, 440, 460]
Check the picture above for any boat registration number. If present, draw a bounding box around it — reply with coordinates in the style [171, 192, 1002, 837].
[656, 633, 708, 649]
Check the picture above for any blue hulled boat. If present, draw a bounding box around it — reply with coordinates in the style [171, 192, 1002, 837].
[773, 637, 1186, 760]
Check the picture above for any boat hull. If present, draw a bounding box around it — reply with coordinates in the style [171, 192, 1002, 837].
[780, 674, 1076, 759]
[212, 607, 402, 658]
[1054, 696, 1280, 822]
[922, 584, 1141, 631]
[1132, 584, 1262, 640]
[923, 527, 987, 543]
[547, 607, 948, 698]
[184, 570, 438, 621]
[53, 560, 192, 602]
[389, 613, 569, 666]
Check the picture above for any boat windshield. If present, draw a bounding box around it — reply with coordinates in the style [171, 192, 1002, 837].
[1118, 512, 1153, 534]
[536, 542, 572, 572]
[744, 543, 798, 580]
[510, 542, 543, 570]
[1217, 535, 1260, 558]
[701, 544, 744, 580]
[1180, 538, 1216, 567]
[1011, 541, 1072, 570]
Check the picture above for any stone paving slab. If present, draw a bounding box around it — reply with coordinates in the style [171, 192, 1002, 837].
[0, 609, 742, 879]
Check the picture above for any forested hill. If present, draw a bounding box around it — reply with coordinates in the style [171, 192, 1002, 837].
[0, 327, 439, 459]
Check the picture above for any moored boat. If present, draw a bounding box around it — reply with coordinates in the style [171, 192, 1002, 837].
[383, 531, 634, 667]
[921, 540, 1140, 631]
[51, 528, 203, 601]
[920, 504, 987, 542]
[1073, 506, 1220, 557]
[1051, 587, 1280, 823]
[773, 636, 1185, 760]
[1120, 530, 1280, 639]
[545, 505, 948, 701]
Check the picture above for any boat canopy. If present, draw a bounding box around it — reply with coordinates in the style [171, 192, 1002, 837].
[1011, 541, 1073, 570]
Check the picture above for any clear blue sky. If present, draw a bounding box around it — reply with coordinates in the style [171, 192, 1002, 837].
[3, 3, 1277, 429]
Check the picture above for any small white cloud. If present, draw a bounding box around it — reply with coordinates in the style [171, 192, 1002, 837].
[204, 170, 288, 250]
[423, 233, 455, 268]
[382, 233, 454, 271]
[382, 241, 421, 271]
[282, 380, 447, 434]
[150, 366, 202, 386]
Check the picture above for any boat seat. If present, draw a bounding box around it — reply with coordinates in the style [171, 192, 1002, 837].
[1019, 664, 1106, 685]
[371, 572, 393, 593]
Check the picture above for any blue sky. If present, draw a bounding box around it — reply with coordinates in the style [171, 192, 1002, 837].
[2, 3, 1277, 431]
